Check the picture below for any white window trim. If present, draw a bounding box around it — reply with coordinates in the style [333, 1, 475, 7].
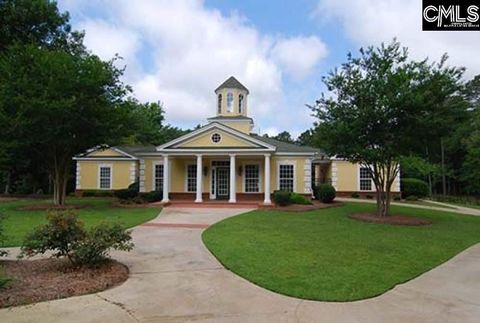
[242, 162, 262, 193]
[152, 160, 164, 191]
[276, 160, 296, 192]
[358, 164, 375, 192]
[97, 164, 113, 190]
[185, 163, 197, 193]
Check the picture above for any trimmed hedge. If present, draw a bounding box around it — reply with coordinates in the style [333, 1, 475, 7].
[273, 190, 291, 206]
[289, 193, 312, 205]
[139, 191, 163, 203]
[401, 178, 429, 198]
[314, 184, 336, 203]
[81, 190, 114, 197]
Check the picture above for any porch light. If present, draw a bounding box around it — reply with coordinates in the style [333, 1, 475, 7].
[238, 166, 243, 176]
[203, 166, 208, 176]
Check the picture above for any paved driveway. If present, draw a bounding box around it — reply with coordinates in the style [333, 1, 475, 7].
[2, 207, 480, 322]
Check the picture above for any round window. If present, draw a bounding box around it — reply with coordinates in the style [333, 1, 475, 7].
[211, 133, 221, 143]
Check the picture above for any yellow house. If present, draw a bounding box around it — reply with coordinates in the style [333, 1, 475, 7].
[74, 77, 400, 204]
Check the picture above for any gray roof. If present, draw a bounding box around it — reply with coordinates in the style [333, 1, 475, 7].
[250, 134, 324, 154]
[215, 76, 249, 94]
[115, 145, 157, 155]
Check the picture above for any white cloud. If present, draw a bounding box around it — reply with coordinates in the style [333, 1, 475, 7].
[60, 0, 328, 130]
[315, 0, 480, 77]
[272, 36, 328, 79]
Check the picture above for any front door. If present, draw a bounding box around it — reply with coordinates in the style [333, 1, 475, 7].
[215, 167, 230, 199]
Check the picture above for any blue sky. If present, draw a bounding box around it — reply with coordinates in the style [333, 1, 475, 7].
[59, 0, 480, 137]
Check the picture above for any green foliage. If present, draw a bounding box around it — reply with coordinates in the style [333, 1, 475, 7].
[0, 213, 7, 257]
[314, 184, 336, 203]
[114, 189, 138, 200]
[309, 40, 464, 215]
[264, 131, 295, 144]
[20, 210, 133, 266]
[406, 195, 419, 201]
[73, 223, 133, 265]
[351, 192, 360, 198]
[139, 191, 163, 203]
[272, 191, 292, 206]
[401, 178, 429, 198]
[432, 195, 480, 207]
[21, 211, 85, 262]
[128, 181, 140, 192]
[289, 193, 312, 205]
[400, 156, 439, 180]
[82, 190, 114, 197]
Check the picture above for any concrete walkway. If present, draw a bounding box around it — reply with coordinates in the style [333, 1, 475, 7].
[2, 207, 480, 322]
[337, 197, 480, 216]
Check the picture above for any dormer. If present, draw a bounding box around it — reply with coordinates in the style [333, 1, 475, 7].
[209, 76, 253, 134]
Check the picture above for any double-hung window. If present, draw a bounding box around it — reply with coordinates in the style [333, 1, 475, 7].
[359, 167, 372, 191]
[154, 164, 164, 191]
[186, 164, 197, 192]
[99, 166, 111, 189]
[244, 164, 259, 192]
[279, 164, 294, 192]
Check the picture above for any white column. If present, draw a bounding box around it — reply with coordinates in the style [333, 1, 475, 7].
[195, 154, 203, 203]
[162, 155, 169, 203]
[229, 154, 236, 203]
[264, 154, 271, 204]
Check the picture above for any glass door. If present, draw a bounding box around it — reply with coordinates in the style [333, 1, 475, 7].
[216, 167, 230, 199]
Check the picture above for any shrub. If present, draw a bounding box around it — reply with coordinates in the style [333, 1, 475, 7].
[114, 188, 138, 200]
[273, 190, 292, 206]
[139, 191, 163, 203]
[21, 211, 133, 267]
[351, 192, 360, 198]
[401, 178, 429, 198]
[74, 223, 133, 265]
[82, 190, 114, 197]
[21, 211, 85, 262]
[314, 184, 336, 203]
[0, 214, 7, 257]
[128, 181, 140, 192]
[366, 194, 374, 199]
[393, 196, 401, 201]
[406, 195, 419, 201]
[289, 193, 312, 205]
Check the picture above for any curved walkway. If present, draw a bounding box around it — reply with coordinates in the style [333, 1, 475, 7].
[2, 207, 480, 322]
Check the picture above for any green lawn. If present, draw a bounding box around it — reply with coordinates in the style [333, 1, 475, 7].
[0, 198, 160, 247]
[202, 203, 480, 301]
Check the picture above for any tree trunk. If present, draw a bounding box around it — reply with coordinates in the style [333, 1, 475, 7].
[441, 137, 446, 196]
[52, 161, 70, 206]
[4, 170, 11, 194]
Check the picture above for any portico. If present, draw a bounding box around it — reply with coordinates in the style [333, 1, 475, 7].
[147, 152, 273, 205]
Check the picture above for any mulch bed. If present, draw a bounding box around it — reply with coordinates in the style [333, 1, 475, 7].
[350, 213, 431, 226]
[17, 204, 90, 211]
[274, 200, 344, 212]
[111, 202, 161, 208]
[0, 258, 129, 308]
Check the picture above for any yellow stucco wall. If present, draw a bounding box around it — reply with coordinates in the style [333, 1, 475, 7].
[218, 121, 252, 134]
[175, 129, 255, 148]
[78, 160, 136, 190]
[332, 160, 400, 192]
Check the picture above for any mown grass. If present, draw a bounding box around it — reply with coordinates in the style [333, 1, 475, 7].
[0, 198, 160, 247]
[203, 202, 480, 301]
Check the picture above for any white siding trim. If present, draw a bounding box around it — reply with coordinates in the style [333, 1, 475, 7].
[129, 162, 136, 184]
[303, 158, 312, 194]
[75, 163, 81, 190]
[331, 162, 338, 190]
[139, 159, 146, 192]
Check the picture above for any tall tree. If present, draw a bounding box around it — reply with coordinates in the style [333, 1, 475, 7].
[272, 131, 295, 144]
[309, 40, 464, 217]
[0, 45, 134, 204]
